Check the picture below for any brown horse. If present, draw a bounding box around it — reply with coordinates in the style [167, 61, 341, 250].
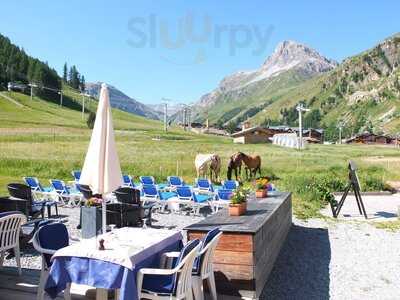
[227, 152, 243, 180]
[228, 152, 261, 180]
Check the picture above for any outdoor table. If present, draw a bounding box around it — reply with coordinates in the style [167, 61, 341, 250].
[45, 227, 183, 300]
[185, 192, 292, 299]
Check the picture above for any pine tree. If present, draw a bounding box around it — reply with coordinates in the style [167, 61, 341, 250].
[63, 63, 68, 82]
[80, 75, 85, 92]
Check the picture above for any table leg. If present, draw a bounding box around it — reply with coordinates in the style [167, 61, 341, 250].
[96, 288, 108, 300]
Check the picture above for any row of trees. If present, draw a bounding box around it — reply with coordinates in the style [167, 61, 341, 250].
[0, 33, 86, 97]
[63, 63, 85, 91]
[0, 33, 61, 94]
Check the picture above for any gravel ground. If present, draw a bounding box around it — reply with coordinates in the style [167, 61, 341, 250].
[3, 207, 400, 299]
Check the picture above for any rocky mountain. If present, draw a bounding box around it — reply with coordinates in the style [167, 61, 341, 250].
[249, 33, 400, 139]
[148, 103, 182, 116]
[85, 82, 161, 120]
[191, 40, 338, 124]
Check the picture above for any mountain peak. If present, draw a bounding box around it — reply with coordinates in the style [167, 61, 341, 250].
[260, 40, 338, 76]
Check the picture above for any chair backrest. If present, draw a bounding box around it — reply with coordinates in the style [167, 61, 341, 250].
[168, 176, 183, 187]
[7, 183, 34, 205]
[77, 184, 93, 200]
[140, 176, 155, 185]
[0, 212, 26, 252]
[122, 175, 135, 187]
[217, 189, 233, 201]
[195, 228, 222, 277]
[196, 178, 212, 191]
[23, 177, 42, 192]
[223, 180, 239, 191]
[142, 184, 158, 198]
[115, 187, 140, 205]
[50, 180, 69, 195]
[33, 222, 69, 267]
[176, 186, 193, 200]
[173, 239, 201, 298]
[71, 170, 81, 182]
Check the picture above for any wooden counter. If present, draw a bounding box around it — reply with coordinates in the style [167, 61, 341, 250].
[185, 192, 292, 299]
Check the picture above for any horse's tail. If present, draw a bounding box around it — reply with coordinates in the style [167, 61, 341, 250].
[227, 157, 233, 180]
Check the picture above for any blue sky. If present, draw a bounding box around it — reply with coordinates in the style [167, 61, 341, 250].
[1, 1, 398, 104]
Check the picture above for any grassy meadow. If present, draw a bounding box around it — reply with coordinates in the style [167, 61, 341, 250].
[1, 90, 400, 219]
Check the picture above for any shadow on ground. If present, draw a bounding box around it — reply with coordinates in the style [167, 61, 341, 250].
[261, 224, 331, 300]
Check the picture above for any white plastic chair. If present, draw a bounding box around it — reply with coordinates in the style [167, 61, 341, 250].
[163, 229, 222, 300]
[137, 239, 201, 300]
[0, 212, 26, 275]
[192, 230, 222, 300]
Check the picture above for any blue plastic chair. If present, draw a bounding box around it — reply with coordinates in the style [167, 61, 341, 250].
[167, 176, 184, 190]
[50, 179, 81, 207]
[212, 189, 233, 212]
[24, 177, 53, 193]
[142, 184, 176, 212]
[176, 186, 211, 215]
[140, 176, 155, 186]
[71, 170, 81, 183]
[122, 175, 136, 188]
[137, 239, 201, 300]
[195, 178, 214, 193]
[222, 180, 239, 191]
[33, 223, 71, 300]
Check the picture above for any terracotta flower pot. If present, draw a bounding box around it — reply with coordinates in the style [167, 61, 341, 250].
[256, 189, 267, 198]
[229, 202, 247, 216]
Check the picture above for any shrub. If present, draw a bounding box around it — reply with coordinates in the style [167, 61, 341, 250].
[87, 112, 96, 129]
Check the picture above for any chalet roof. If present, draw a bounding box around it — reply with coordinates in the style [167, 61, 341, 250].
[344, 132, 394, 143]
[231, 126, 270, 137]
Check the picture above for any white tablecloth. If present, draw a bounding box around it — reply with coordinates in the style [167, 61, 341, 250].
[53, 227, 182, 270]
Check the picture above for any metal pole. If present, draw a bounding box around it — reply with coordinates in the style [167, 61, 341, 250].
[298, 108, 303, 149]
[59, 91, 63, 107]
[82, 94, 85, 120]
[339, 126, 342, 144]
[30, 85, 33, 101]
[188, 108, 191, 130]
[164, 102, 168, 132]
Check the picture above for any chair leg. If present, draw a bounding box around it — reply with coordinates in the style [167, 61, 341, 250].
[64, 283, 72, 300]
[37, 270, 47, 300]
[206, 273, 217, 300]
[14, 245, 22, 275]
[0, 251, 5, 267]
[192, 276, 204, 300]
[55, 203, 59, 216]
[47, 205, 52, 218]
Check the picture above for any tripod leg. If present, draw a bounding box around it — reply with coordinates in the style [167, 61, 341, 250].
[335, 184, 351, 217]
[353, 187, 363, 215]
[355, 188, 368, 219]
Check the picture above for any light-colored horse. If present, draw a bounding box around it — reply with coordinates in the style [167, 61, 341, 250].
[195, 154, 221, 182]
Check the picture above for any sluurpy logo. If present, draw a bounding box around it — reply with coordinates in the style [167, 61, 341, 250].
[127, 12, 274, 66]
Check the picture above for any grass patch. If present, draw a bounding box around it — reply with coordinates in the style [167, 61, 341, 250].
[374, 220, 400, 232]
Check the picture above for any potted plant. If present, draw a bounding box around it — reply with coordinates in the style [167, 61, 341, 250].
[229, 187, 248, 216]
[81, 197, 103, 239]
[254, 178, 269, 198]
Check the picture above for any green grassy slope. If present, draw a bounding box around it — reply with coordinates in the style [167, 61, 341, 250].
[251, 35, 400, 134]
[195, 70, 310, 124]
[0, 88, 161, 131]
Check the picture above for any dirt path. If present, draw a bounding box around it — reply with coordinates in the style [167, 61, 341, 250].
[0, 92, 24, 108]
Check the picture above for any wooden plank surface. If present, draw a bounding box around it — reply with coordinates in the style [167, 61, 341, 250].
[188, 232, 253, 252]
[185, 192, 291, 234]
